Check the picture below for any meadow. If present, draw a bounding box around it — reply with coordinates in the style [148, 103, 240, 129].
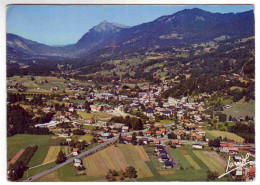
[205, 130, 245, 143]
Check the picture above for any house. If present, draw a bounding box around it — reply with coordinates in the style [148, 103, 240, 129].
[159, 155, 169, 162]
[100, 133, 112, 139]
[228, 147, 239, 154]
[122, 126, 129, 133]
[157, 149, 167, 156]
[146, 131, 152, 136]
[72, 148, 79, 156]
[249, 166, 255, 179]
[175, 132, 182, 139]
[142, 137, 149, 144]
[155, 131, 163, 138]
[196, 135, 203, 141]
[160, 111, 172, 117]
[221, 143, 233, 152]
[145, 109, 154, 117]
[236, 166, 243, 176]
[171, 140, 181, 147]
[192, 144, 203, 149]
[154, 140, 160, 145]
[159, 128, 166, 135]
[164, 161, 174, 168]
[124, 136, 132, 143]
[73, 158, 82, 167]
[155, 145, 164, 152]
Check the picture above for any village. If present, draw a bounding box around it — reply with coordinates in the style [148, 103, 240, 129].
[11, 78, 252, 181]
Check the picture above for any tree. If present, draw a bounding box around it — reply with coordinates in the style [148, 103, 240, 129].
[125, 166, 137, 178]
[207, 170, 219, 181]
[55, 150, 66, 164]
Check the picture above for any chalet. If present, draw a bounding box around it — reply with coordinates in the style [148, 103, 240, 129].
[122, 126, 129, 133]
[228, 147, 239, 154]
[192, 144, 203, 149]
[72, 148, 79, 156]
[164, 161, 174, 168]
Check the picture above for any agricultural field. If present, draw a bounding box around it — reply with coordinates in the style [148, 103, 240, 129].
[83, 144, 153, 178]
[77, 111, 94, 120]
[7, 134, 53, 160]
[205, 130, 245, 143]
[72, 134, 93, 143]
[192, 150, 226, 173]
[222, 100, 255, 118]
[155, 119, 173, 126]
[36, 144, 153, 182]
[42, 146, 61, 164]
[138, 146, 227, 181]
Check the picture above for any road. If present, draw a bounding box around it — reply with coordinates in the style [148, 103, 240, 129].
[24, 134, 122, 182]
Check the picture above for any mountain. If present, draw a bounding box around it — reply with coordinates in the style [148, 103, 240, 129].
[74, 20, 130, 54]
[7, 33, 74, 57]
[7, 8, 254, 59]
[112, 8, 254, 49]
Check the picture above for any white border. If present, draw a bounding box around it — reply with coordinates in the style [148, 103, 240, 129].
[0, 1, 258, 185]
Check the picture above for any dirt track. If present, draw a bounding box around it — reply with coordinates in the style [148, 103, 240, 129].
[7, 149, 25, 169]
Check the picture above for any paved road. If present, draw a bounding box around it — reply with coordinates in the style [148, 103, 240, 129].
[24, 135, 121, 182]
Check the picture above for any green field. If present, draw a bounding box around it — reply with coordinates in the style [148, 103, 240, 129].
[138, 146, 228, 181]
[205, 130, 245, 143]
[7, 134, 53, 160]
[77, 111, 94, 120]
[72, 134, 94, 143]
[222, 100, 255, 118]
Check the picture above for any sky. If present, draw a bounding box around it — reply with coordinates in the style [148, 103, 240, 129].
[6, 5, 254, 46]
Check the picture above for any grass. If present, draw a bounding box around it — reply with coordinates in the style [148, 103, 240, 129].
[21, 162, 57, 181]
[7, 134, 53, 160]
[72, 134, 93, 143]
[28, 147, 49, 167]
[42, 146, 61, 164]
[77, 111, 94, 120]
[205, 130, 245, 143]
[82, 144, 153, 178]
[193, 150, 225, 173]
[168, 148, 191, 169]
[222, 100, 255, 118]
[156, 119, 173, 126]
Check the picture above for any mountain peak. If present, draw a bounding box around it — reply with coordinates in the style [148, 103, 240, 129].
[93, 21, 130, 32]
